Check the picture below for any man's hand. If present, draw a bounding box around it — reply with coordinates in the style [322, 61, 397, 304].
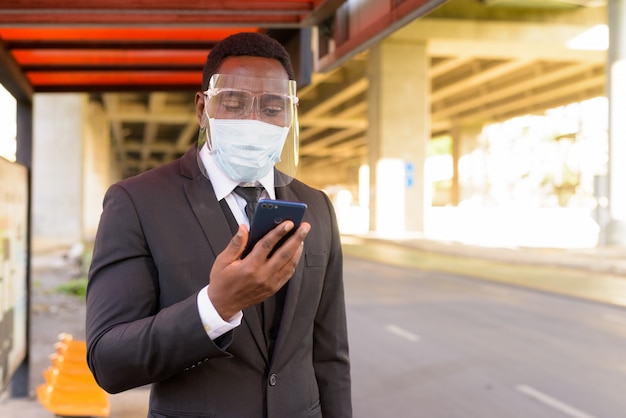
[207, 221, 310, 320]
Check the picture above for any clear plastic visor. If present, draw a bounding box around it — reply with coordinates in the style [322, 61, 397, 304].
[199, 74, 299, 187]
[205, 75, 298, 128]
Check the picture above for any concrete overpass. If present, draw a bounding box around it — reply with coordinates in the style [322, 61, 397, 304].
[1, 0, 625, 246]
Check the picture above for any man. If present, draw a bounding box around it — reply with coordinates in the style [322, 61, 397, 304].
[85, 32, 352, 418]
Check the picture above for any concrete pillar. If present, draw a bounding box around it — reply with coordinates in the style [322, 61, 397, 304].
[32, 94, 85, 250]
[367, 39, 429, 235]
[451, 122, 483, 206]
[606, 0, 626, 245]
[83, 101, 111, 241]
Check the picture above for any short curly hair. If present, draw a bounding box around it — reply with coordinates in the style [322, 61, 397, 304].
[201, 32, 295, 91]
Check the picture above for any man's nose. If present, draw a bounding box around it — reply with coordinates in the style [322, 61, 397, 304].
[246, 96, 262, 120]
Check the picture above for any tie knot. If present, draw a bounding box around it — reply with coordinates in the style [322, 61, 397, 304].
[233, 186, 264, 220]
[234, 186, 263, 205]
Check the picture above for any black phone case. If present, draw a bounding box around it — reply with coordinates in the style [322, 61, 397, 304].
[242, 199, 307, 258]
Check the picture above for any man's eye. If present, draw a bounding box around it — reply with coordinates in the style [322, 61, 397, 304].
[260, 96, 287, 117]
[222, 99, 245, 113]
[261, 105, 284, 117]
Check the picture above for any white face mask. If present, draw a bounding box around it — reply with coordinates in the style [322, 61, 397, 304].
[208, 118, 289, 183]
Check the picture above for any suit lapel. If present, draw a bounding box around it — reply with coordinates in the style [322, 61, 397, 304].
[243, 307, 269, 362]
[180, 145, 269, 361]
[180, 145, 232, 257]
[183, 175, 232, 258]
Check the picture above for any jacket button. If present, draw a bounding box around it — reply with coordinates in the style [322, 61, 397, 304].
[268, 373, 277, 386]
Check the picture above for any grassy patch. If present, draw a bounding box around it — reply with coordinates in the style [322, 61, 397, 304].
[55, 277, 88, 298]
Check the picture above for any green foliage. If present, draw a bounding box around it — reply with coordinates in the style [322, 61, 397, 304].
[428, 136, 452, 156]
[54, 242, 93, 299]
[55, 277, 88, 298]
[54, 241, 93, 298]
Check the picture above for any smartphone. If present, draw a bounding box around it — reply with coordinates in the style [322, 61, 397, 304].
[242, 199, 307, 258]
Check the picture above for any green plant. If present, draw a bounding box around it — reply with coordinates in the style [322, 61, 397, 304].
[55, 277, 88, 298]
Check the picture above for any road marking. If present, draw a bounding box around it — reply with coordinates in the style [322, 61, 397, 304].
[516, 384, 598, 418]
[385, 324, 419, 342]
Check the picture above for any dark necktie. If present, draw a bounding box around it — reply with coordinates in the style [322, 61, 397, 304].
[233, 185, 281, 353]
[233, 186, 263, 221]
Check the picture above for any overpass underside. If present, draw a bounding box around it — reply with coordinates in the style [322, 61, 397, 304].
[90, 3, 608, 186]
[4, 0, 626, 247]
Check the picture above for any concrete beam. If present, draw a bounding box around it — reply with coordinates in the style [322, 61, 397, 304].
[0, 41, 33, 103]
[393, 18, 606, 62]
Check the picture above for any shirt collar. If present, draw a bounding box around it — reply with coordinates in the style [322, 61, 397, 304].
[198, 143, 275, 200]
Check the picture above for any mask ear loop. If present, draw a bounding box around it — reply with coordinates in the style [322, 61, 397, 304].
[196, 104, 213, 180]
[198, 104, 213, 150]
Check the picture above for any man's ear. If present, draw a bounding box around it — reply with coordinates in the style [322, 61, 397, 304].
[194, 92, 205, 125]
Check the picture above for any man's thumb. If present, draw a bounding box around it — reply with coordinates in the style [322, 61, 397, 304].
[227, 225, 248, 258]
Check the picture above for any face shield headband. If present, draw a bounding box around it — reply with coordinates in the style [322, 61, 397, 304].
[198, 74, 300, 187]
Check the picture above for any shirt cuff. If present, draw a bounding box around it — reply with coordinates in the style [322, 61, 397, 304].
[197, 285, 243, 340]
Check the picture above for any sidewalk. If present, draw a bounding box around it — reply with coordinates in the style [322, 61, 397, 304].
[0, 249, 150, 418]
[342, 234, 626, 309]
[1, 237, 625, 417]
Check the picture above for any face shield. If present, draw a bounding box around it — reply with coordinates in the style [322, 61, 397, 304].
[198, 73, 299, 187]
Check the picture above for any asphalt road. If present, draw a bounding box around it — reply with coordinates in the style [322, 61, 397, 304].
[345, 255, 626, 418]
[2, 247, 626, 418]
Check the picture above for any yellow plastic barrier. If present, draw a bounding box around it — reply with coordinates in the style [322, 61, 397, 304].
[37, 333, 110, 417]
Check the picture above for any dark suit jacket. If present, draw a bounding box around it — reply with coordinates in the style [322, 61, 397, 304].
[86, 144, 351, 418]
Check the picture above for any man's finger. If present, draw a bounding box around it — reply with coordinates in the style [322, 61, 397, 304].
[220, 225, 247, 262]
[261, 222, 310, 268]
[253, 221, 295, 258]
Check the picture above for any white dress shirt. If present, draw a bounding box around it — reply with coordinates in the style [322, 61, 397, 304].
[196, 143, 276, 340]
